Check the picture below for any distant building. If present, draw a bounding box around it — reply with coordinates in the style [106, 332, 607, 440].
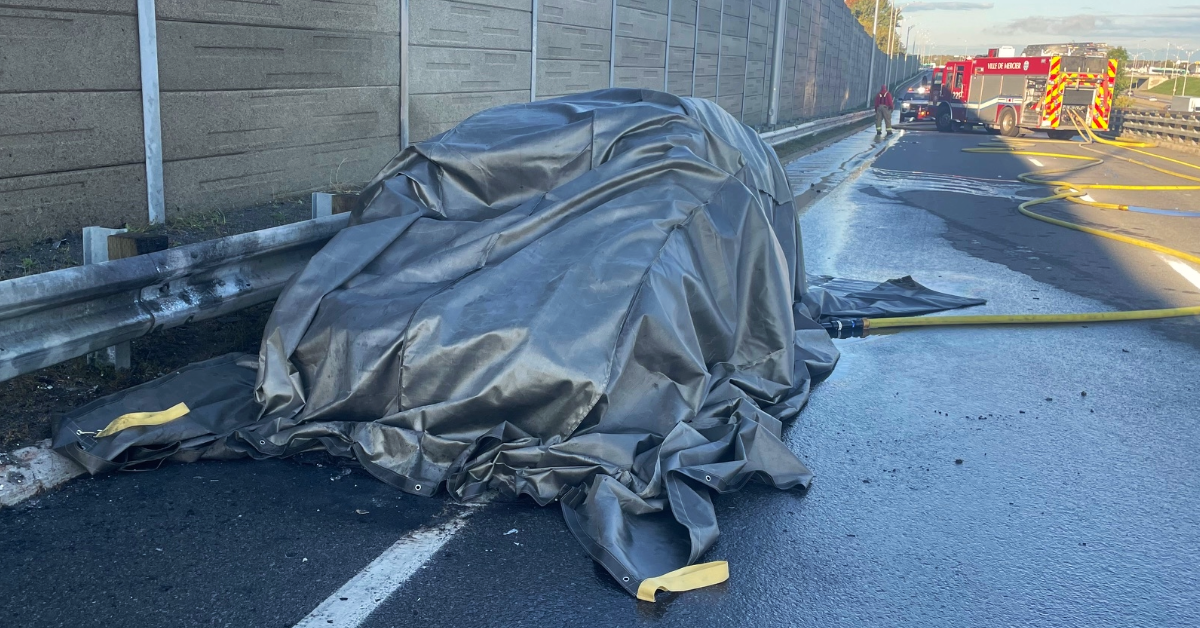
[1021, 42, 1110, 57]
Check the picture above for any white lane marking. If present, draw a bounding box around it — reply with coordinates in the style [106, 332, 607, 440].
[295, 510, 474, 628]
[1160, 255, 1200, 291]
[1028, 158, 1044, 167]
[1079, 194, 1095, 202]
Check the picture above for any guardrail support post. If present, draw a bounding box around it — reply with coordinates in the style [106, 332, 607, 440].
[312, 193, 360, 219]
[82, 226, 132, 370]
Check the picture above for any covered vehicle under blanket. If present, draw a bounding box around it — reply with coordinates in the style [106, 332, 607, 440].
[54, 89, 982, 599]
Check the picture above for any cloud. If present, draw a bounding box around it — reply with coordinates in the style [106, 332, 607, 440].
[997, 10, 1200, 39]
[905, 2, 993, 11]
[1002, 15, 1107, 34]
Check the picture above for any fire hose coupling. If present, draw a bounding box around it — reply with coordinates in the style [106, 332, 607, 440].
[820, 317, 867, 339]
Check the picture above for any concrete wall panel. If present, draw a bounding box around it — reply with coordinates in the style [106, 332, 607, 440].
[721, 15, 748, 36]
[749, 22, 768, 45]
[718, 54, 745, 75]
[613, 67, 665, 89]
[539, 23, 610, 60]
[1, 92, 142, 178]
[0, 165, 146, 248]
[157, 22, 400, 91]
[693, 75, 717, 97]
[160, 87, 399, 162]
[162, 137, 398, 213]
[749, 2, 770, 26]
[698, 7, 721, 31]
[614, 7, 668, 40]
[409, 47, 531, 94]
[0, 7, 139, 93]
[411, 0, 531, 51]
[669, 20, 695, 46]
[672, 0, 698, 23]
[696, 30, 720, 54]
[668, 72, 693, 95]
[743, 94, 764, 123]
[614, 37, 666, 68]
[719, 71, 745, 94]
[409, 91, 530, 140]
[156, 0, 398, 32]
[746, 61, 766, 84]
[3, 0, 133, 12]
[539, 0, 612, 28]
[717, 93, 741, 116]
[617, 0, 669, 16]
[537, 60, 610, 96]
[669, 46, 695, 73]
[720, 34, 747, 57]
[695, 53, 719, 76]
[722, 0, 749, 18]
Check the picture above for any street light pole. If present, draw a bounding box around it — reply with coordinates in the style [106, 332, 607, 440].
[1173, 49, 1182, 96]
[866, 0, 881, 107]
[1184, 49, 1196, 97]
[904, 24, 914, 68]
[1130, 52, 1143, 96]
[884, 3, 897, 87]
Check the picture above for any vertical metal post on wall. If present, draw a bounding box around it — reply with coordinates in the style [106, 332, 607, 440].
[789, 0, 802, 116]
[609, 0, 618, 87]
[136, 0, 165, 225]
[766, 0, 787, 125]
[664, 0, 673, 91]
[738, 0, 751, 121]
[531, 0, 540, 100]
[400, 0, 410, 147]
[715, 2, 724, 102]
[691, 0, 701, 95]
[883, 2, 895, 88]
[866, 0, 879, 107]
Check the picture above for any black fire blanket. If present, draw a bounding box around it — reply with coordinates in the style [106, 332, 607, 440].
[53, 89, 983, 597]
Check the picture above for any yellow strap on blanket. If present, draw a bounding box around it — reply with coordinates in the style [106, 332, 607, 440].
[94, 403, 191, 438]
[636, 561, 729, 602]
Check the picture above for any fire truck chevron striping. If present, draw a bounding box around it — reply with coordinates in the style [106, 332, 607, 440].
[1044, 57, 1064, 127]
[1090, 59, 1118, 131]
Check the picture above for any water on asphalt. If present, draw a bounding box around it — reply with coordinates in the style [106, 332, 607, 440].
[370, 126, 1200, 627]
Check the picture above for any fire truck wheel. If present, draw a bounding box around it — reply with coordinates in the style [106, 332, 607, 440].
[999, 108, 1020, 138]
[1047, 130, 1076, 141]
[935, 107, 954, 133]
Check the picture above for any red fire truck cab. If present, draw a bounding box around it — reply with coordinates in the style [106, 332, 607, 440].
[930, 51, 1117, 138]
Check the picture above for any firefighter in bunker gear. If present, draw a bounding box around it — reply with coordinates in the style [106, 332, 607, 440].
[875, 85, 894, 135]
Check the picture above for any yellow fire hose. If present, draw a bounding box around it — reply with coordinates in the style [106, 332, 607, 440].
[841, 112, 1200, 336]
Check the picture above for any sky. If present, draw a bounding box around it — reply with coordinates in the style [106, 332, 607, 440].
[897, 1, 1200, 61]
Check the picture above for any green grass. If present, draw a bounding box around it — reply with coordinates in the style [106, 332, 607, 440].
[1147, 77, 1200, 97]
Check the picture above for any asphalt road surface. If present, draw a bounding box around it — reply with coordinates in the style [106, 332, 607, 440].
[3, 122, 1199, 628]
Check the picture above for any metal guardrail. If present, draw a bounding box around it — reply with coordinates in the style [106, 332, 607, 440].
[762, 110, 874, 147]
[0, 97, 918, 384]
[0, 214, 349, 383]
[1111, 109, 1200, 153]
[763, 75, 921, 147]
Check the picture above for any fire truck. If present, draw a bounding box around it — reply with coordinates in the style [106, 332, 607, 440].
[929, 49, 1117, 138]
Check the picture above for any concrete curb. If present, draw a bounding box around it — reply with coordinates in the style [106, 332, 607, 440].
[0, 440, 86, 507]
